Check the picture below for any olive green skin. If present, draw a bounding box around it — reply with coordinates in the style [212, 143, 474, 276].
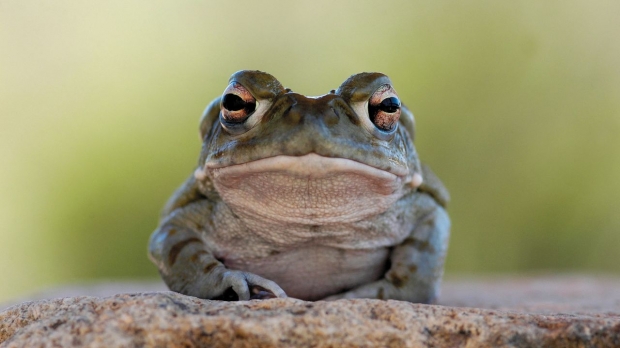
[199, 71, 419, 174]
[149, 70, 450, 302]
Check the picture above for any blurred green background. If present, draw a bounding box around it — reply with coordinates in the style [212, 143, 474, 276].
[1, 1, 619, 303]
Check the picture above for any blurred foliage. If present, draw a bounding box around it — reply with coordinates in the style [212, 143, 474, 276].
[1, 1, 619, 303]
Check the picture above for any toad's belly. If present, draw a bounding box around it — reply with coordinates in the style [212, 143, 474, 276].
[223, 246, 390, 300]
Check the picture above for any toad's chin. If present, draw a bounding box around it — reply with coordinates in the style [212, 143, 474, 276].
[199, 153, 419, 224]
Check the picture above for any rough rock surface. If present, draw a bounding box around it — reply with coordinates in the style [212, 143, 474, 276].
[1, 276, 619, 347]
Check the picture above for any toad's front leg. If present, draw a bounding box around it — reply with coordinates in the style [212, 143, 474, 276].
[324, 196, 450, 303]
[148, 201, 287, 301]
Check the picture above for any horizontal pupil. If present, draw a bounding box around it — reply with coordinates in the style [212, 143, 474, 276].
[223, 94, 247, 111]
[378, 97, 400, 113]
[223, 94, 256, 113]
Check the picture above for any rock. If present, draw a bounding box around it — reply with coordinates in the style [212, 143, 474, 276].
[1, 276, 619, 347]
[440, 275, 620, 316]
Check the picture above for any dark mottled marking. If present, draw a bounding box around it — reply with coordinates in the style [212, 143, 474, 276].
[168, 229, 177, 236]
[203, 261, 218, 274]
[401, 238, 416, 247]
[416, 240, 433, 252]
[408, 264, 418, 273]
[189, 250, 208, 262]
[285, 110, 302, 125]
[168, 238, 202, 266]
[402, 237, 435, 253]
[269, 249, 281, 256]
[377, 287, 385, 300]
[387, 270, 409, 288]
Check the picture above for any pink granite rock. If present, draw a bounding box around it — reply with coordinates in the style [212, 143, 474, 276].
[1, 276, 619, 347]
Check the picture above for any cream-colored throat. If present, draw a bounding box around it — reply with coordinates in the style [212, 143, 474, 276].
[201, 154, 406, 225]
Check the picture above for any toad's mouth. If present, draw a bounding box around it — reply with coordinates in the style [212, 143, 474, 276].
[197, 153, 419, 224]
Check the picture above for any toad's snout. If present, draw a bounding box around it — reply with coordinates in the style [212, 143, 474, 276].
[277, 93, 353, 132]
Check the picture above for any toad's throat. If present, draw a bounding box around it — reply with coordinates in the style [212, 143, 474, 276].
[202, 153, 406, 224]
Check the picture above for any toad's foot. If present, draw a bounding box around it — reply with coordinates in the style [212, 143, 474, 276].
[209, 270, 287, 301]
[321, 279, 437, 304]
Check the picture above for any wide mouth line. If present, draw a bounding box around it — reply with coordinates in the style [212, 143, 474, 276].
[205, 153, 408, 178]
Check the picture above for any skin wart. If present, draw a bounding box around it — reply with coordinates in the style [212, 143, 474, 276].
[148, 70, 450, 302]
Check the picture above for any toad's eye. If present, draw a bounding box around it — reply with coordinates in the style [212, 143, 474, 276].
[221, 83, 256, 123]
[377, 97, 400, 113]
[368, 85, 401, 132]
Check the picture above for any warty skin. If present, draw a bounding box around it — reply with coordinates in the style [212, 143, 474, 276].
[149, 70, 450, 302]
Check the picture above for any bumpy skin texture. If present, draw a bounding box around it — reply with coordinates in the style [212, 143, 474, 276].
[149, 71, 450, 302]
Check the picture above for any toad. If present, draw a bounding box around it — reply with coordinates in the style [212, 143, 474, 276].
[149, 70, 450, 302]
